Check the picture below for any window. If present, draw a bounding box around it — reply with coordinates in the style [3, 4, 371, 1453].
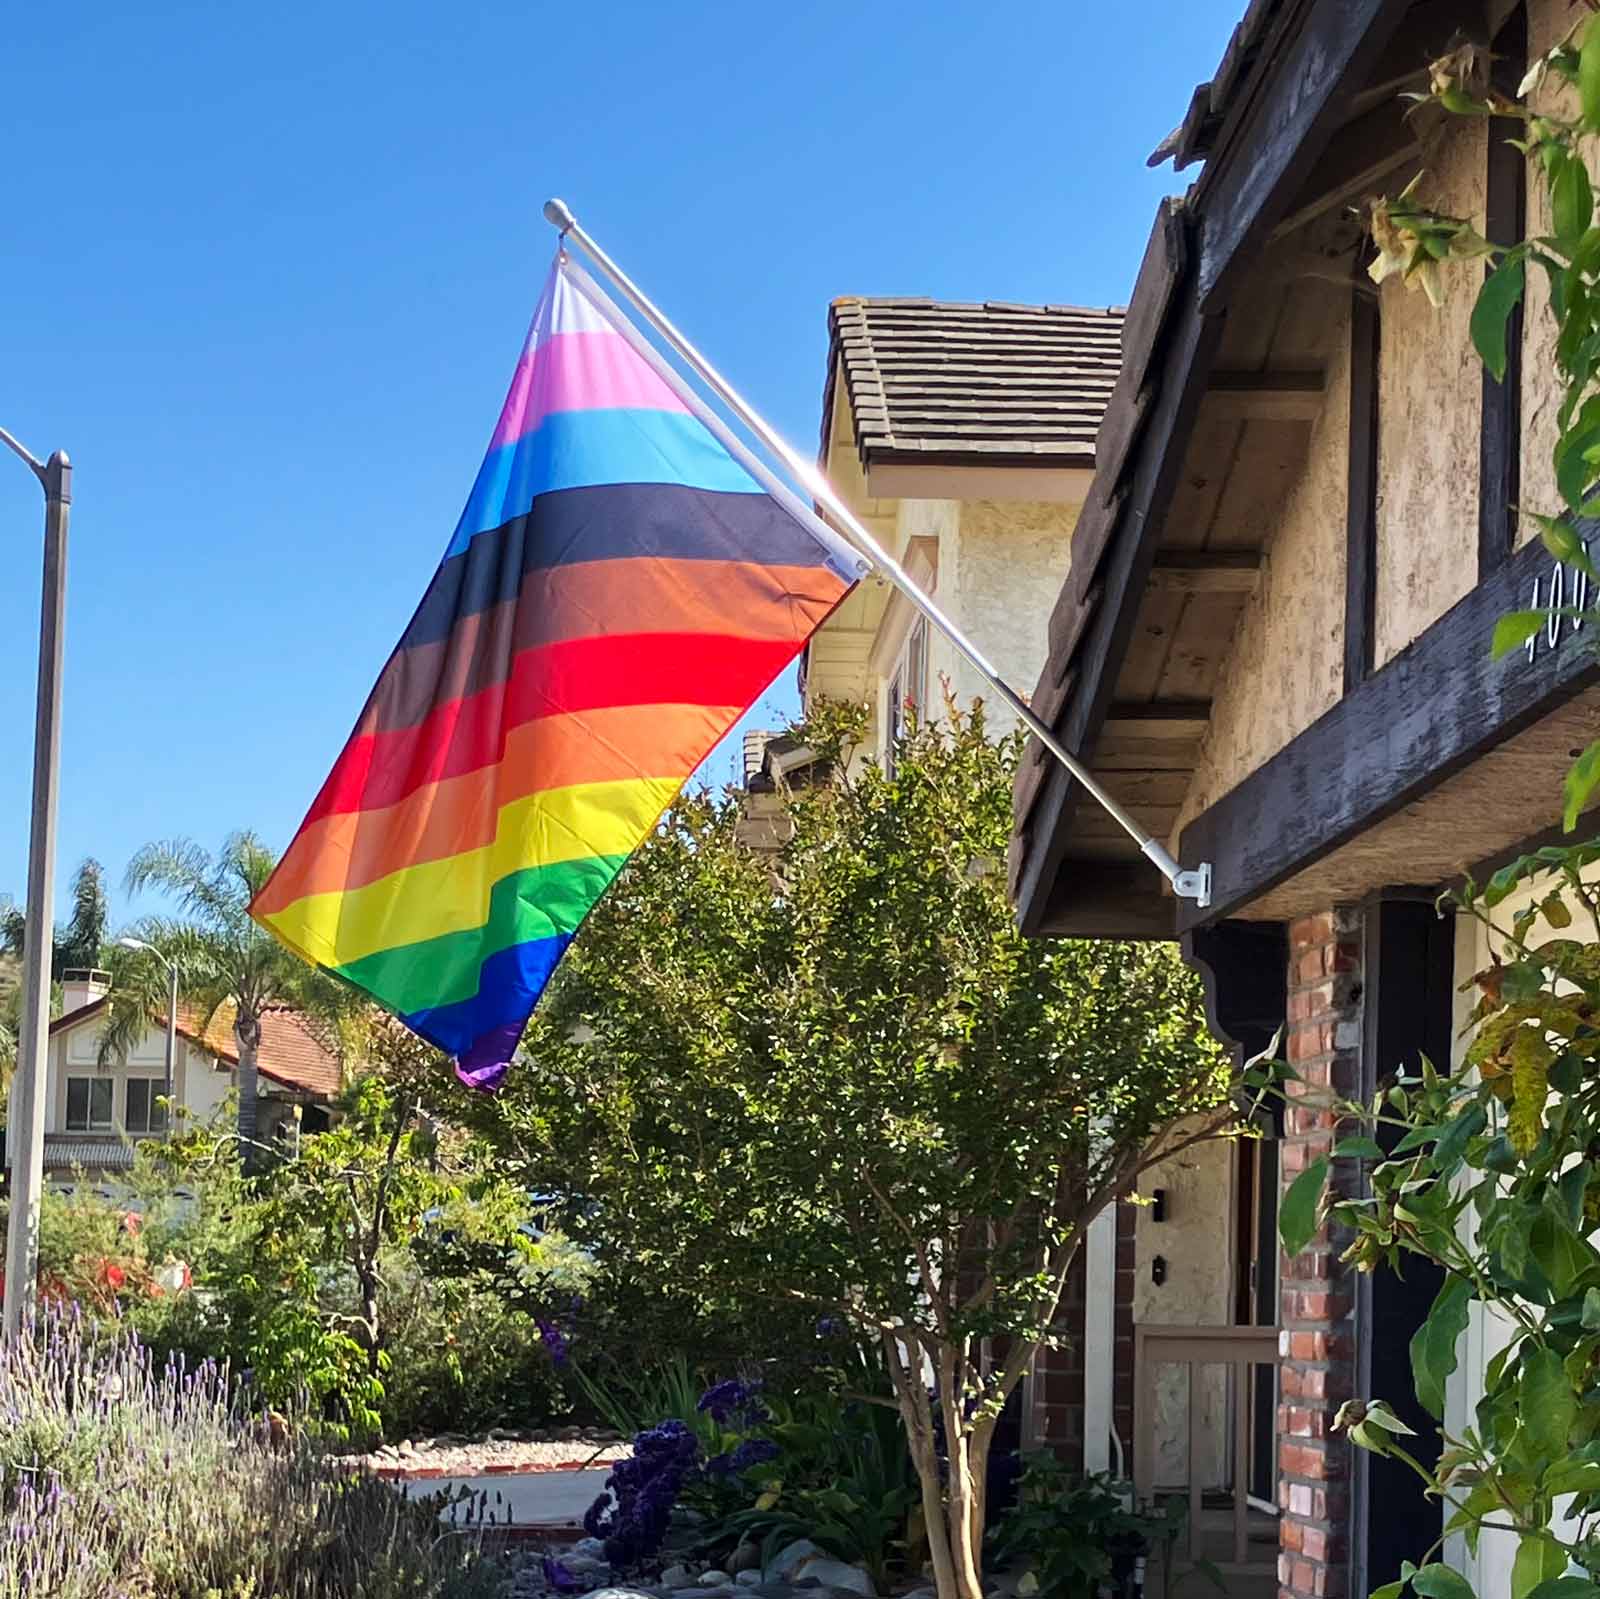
[884, 616, 931, 774]
[65, 1077, 113, 1132]
[124, 1078, 167, 1136]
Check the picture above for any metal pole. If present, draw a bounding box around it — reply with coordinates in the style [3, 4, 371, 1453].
[2, 444, 70, 1340]
[164, 959, 177, 1130]
[540, 200, 1211, 909]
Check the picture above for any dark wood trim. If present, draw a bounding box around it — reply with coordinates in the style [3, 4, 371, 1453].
[1353, 895, 1451, 1593]
[1270, 98, 1422, 244]
[1013, 292, 1224, 935]
[1015, 0, 1420, 934]
[1175, 526, 1600, 934]
[1193, 0, 1419, 313]
[1180, 920, 1288, 1068]
[1478, 3, 1527, 577]
[1345, 274, 1381, 692]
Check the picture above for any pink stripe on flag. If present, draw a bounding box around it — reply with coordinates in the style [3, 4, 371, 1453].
[490, 331, 690, 449]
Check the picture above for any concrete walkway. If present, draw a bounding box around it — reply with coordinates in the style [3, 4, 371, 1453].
[413, 1466, 612, 1528]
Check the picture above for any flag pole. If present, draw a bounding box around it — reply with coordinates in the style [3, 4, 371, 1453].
[542, 199, 1211, 911]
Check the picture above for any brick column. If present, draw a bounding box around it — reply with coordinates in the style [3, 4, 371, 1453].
[1278, 910, 1362, 1599]
[1027, 1252, 1087, 1464]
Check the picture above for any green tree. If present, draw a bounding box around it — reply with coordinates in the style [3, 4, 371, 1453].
[0, 857, 110, 978]
[452, 703, 1242, 1599]
[100, 832, 350, 1161]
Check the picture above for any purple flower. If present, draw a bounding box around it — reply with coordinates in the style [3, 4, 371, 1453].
[544, 1557, 582, 1592]
[537, 1318, 569, 1367]
[728, 1438, 779, 1473]
[696, 1379, 768, 1426]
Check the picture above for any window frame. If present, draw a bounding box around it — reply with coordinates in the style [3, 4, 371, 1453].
[123, 1076, 167, 1136]
[65, 1075, 114, 1133]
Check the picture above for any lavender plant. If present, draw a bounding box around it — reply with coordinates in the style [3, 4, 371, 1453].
[0, 1306, 504, 1598]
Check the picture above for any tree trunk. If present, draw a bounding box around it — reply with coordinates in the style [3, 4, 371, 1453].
[884, 1333, 986, 1599]
[236, 1012, 261, 1168]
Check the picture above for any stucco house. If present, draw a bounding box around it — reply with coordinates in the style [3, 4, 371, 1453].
[8, 967, 340, 1188]
[1008, 1, 1577, 1596]
[741, 290, 1202, 1484]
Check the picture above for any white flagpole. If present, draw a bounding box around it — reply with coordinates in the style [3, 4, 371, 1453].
[542, 199, 1211, 911]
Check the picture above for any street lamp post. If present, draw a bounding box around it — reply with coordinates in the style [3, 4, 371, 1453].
[0, 427, 70, 1343]
[115, 938, 177, 1123]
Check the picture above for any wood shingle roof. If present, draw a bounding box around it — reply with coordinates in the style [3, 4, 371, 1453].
[825, 296, 1126, 471]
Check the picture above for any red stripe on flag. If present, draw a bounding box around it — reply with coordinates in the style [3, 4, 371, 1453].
[305, 631, 797, 823]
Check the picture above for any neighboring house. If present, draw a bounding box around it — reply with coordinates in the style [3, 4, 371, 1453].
[8, 968, 339, 1188]
[1010, 2, 1565, 1598]
[748, 291, 1183, 1482]
[803, 295, 1121, 757]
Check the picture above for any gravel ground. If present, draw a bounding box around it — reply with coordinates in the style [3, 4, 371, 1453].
[352, 1430, 628, 1478]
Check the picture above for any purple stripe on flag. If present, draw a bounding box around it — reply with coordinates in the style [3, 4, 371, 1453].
[490, 331, 690, 449]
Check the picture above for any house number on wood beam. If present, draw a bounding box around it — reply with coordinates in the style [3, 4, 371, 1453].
[1525, 541, 1594, 663]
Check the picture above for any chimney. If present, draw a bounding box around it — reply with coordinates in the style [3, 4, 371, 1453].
[61, 967, 111, 1015]
[742, 729, 773, 783]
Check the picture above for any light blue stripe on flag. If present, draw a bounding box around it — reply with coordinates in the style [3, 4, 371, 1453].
[448, 407, 763, 557]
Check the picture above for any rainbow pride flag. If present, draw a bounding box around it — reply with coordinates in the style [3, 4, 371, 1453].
[251, 254, 866, 1088]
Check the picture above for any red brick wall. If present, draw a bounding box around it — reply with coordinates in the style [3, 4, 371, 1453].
[1028, 1251, 1087, 1464]
[1278, 910, 1362, 1599]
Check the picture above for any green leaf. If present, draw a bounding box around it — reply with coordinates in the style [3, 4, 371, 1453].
[1371, 1584, 1405, 1599]
[1473, 255, 1526, 382]
[1526, 1581, 1600, 1599]
[1280, 1158, 1329, 1257]
[1412, 1563, 1478, 1599]
[1584, 1287, 1600, 1331]
[1565, 739, 1600, 831]
[1333, 1135, 1385, 1161]
[1522, 1345, 1577, 1459]
[1411, 1275, 1472, 1420]
[1582, 10, 1600, 130]
[1554, 152, 1595, 246]
[1512, 1534, 1568, 1599]
[1493, 610, 1549, 658]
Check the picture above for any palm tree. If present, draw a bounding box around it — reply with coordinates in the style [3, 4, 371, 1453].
[1, 858, 110, 978]
[100, 832, 353, 1164]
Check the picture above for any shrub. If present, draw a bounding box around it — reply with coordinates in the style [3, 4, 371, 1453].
[0, 1306, 503, 1598]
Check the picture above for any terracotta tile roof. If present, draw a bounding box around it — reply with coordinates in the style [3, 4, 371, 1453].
[824, 296, 1126, 472]
[49, 997, 343, 1100]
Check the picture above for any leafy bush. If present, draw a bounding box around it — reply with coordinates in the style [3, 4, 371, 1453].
[987, 1456, 1178, 1599]
[0, 1306, 502, 1598]
[377, 1262, 571, 1438]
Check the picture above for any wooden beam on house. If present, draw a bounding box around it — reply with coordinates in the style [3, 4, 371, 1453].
[1270, 100, 1424, 243]
[1175, 526, 1600, 934]
[1345, 277, 1381, 692]
[1194, 0, 1419, 311]
[1204, 369, 1325, 421]
[1014, 0, 1418, 934]
[1033, 860, 1177, 939]
[1479, 2, 1527, 577]
[1104, 701, 1213, 740]
[1148, 550, 1262, 594]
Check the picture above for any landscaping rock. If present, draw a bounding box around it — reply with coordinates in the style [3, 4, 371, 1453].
[573, 1540, 610, 1562]
[795, 1560, 875, 1599]
[661, 1566, 694, 1591]
[584, 1589, 662, 1599]
[698, 1573, 733, 1588]
[735, 1574, 763, 1589]
[728, 1543, 763, 1574]
[768, 1541, 826, 1585]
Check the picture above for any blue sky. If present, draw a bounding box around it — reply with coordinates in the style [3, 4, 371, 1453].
[1, 0, 1238, 920]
